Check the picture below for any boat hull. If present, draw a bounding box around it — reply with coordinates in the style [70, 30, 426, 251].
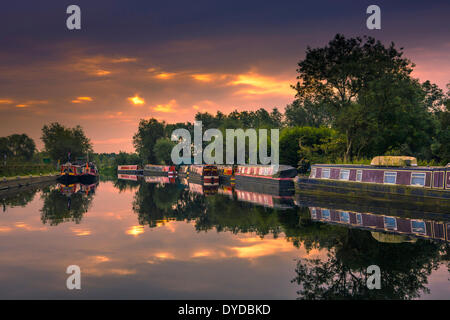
[57, 174, 79, 184]
[235, 175, 295, 196]
[295, 177, 450, 209]
[79, 174, 99, 184]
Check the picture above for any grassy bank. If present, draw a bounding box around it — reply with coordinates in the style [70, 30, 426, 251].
[0, 164, 57, 177]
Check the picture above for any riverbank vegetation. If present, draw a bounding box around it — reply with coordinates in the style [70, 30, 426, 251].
[1, 34, 449, 173]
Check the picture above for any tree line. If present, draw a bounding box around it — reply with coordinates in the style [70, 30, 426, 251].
[2, 34, 449, 171]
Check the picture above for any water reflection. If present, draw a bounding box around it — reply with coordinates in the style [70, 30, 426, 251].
[40, 182, 98, 225]
[0, 178, 448, 299]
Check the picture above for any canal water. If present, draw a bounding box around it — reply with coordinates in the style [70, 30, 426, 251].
[0, 179, 448, 299]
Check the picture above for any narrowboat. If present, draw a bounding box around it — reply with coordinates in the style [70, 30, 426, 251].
[307, 206, 449, 243]
[179, 165, 219, 186]
[234, 164, 296, 195]
[58, 161, 83, 184]
[217, 165, 236, 185]
[144, 165, 177, 177]
[79, 162, 99, 184]
[117, 165, 143, 175]
[296, 156, 450, 207]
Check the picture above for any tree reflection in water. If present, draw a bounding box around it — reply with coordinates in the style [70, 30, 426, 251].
[290, 220, 449, 299]
[40, 183, 97, 225]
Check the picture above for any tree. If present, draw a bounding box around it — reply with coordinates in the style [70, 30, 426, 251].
[285, 99, 331, 127]
[293, 34, 416, 160]
[153, 138, 176, 164]
[431, 84, 450, 164]
[6, 134, 36, 160]
[0, 134, 36, 161]
[41, 122, 93, 162]
[133, 118, 166, 164]
[279, 127, 345, 170]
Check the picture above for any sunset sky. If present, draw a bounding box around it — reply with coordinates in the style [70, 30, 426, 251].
[1, 1, 449, 153]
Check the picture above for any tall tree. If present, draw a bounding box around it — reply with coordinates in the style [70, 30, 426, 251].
[133, 118, 166, 164]
[41, 122, 93, 162]
[293, 34, 417, 160]
[0, 134, 36, 161]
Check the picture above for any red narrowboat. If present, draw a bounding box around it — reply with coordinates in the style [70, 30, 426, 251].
[80, 162, 99, 183]
[186, 165, 219, 186]
[117, 165, 143, 175]
[144, 165, 177, 177]
[235, 164, 296, 194]
[58, 162, 83, 183]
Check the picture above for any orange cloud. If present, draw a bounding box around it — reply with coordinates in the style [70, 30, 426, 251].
[0, 99, 13, 104]
[155, 72, 177, 80]
[95, 69, 111, 76]
[229, 72, 294, 97]
[152, 99, 177, 113]
[72, 96, 93, 103]
[128, 95, 145, 105]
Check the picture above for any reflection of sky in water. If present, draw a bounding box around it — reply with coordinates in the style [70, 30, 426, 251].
[0, 181, 448, 299]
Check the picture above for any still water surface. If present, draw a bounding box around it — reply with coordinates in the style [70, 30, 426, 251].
[0, 179, 448, 299]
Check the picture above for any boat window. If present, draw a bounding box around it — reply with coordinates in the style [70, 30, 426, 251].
[384, 216, 397, 230]
[356, 214, 363, 225]
[321, 209, 330, 220]
[384, 172, 397, 184]
[411, 220, 426, 235]
[411, 173, 426, 186]
[311, 168, 316, 178]
[339, 211, 350, 223]
[339, 169, 350, 180]
[356, 170, 362, 182]
[322, 168, 330, 179]
[310, 208, 317, 219]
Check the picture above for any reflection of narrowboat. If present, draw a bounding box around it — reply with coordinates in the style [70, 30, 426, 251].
[235, 189, 295, 210]
[179, 165, 219, 186]
[117, 173, 141, 181]
[117, 165, 143, 175]
[235, 165, 296, 195]
[144, 165, 177, 177]
[296, 156, 450, 205]
[217, 185, 234, 198]
[144, 176, 176, 184]
[308, 206, 449, 243]
[187, 182, 218, 196]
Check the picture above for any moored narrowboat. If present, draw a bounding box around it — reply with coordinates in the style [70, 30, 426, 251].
[79, 162, 99, 184]
[58, 162, 83, 184]
[217, 165, 236, 185]
[296, 156, 450, 206]
[144, 165, 177, 177]
[117, 165, 143, 175]
[235, 164, 296, 194]
[179, 165, 219, 186]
